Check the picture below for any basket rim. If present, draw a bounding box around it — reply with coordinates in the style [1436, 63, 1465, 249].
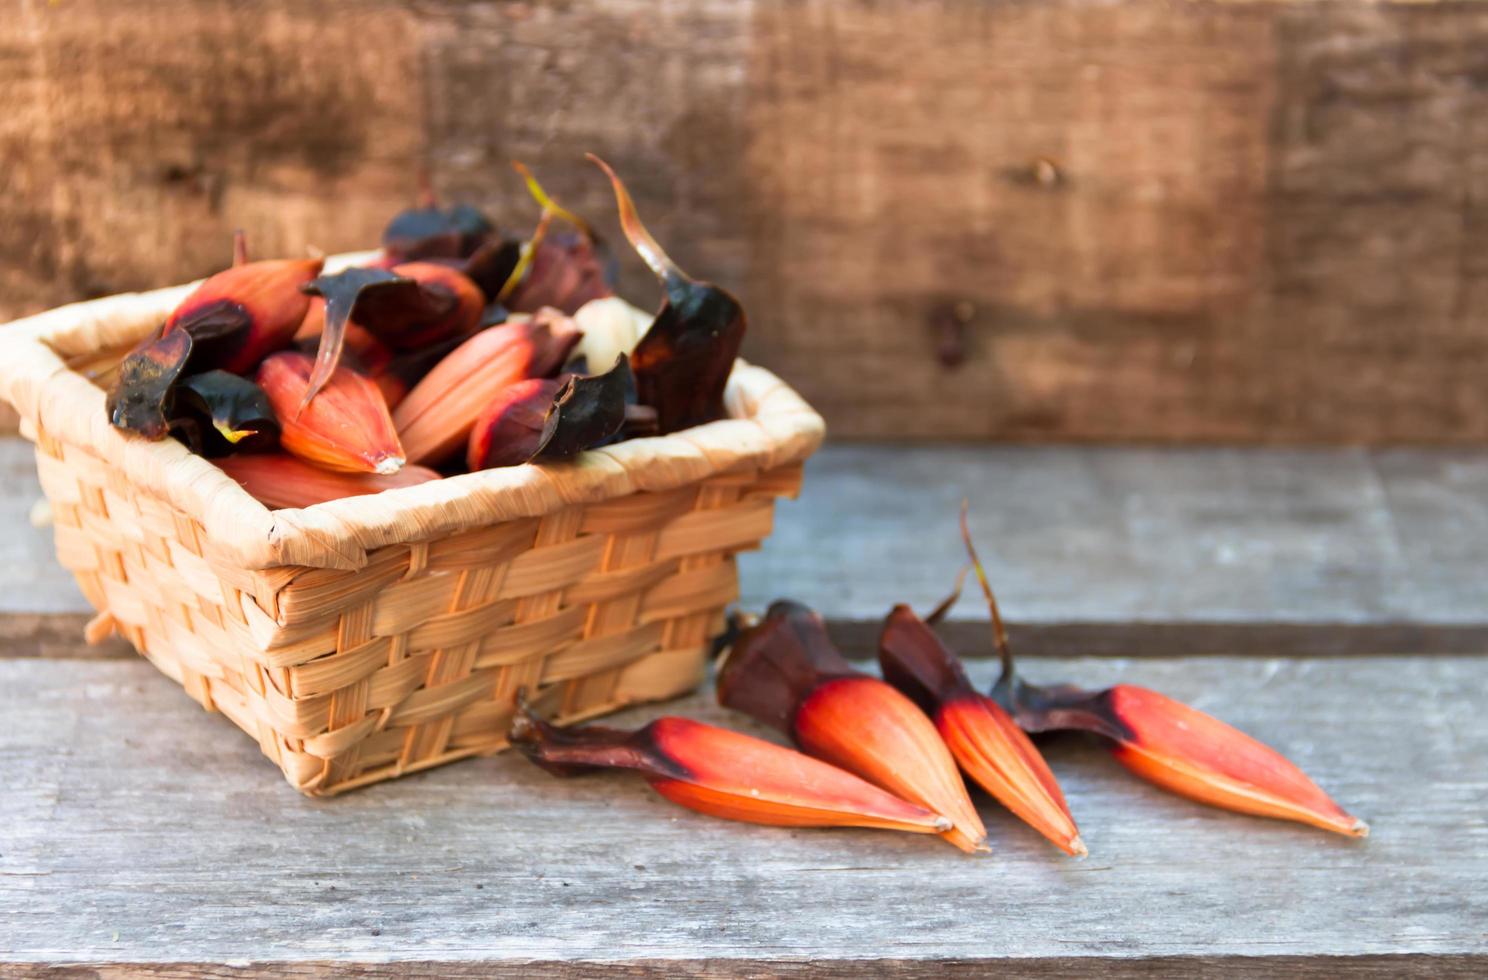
[0, 252, 824, 572]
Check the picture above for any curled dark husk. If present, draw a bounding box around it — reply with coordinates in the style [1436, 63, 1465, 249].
[536, 354, 631, 460]
[298, 267, 430, 410]
[466, 355, 631, 470]
[589, 155, 744, 433]
[382, 195, 497, 263]
[171, 370, 279, 456]
[106, 329, 195, 439]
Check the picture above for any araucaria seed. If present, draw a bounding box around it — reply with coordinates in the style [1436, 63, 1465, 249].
[879, 603, 1085, 856]
[949, 503, 1368, 838]
[256, 351, 405, 474]
[510, 705, 952, 837]
[717, 600, 989, 854]
[393, 309, 582, 465]
[165, 243, 323, 375]
[217, 453, 439, 509]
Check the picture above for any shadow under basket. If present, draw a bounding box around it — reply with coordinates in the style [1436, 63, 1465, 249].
[0, 255, 824, 796]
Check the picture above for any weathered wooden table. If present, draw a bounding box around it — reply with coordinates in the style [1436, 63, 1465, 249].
[3, 443, 1485, 977]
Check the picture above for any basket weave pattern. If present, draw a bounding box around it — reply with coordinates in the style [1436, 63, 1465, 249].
[1, 256, 823, 795]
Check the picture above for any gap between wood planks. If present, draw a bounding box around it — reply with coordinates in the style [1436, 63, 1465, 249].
[9, 617, 1488, 662]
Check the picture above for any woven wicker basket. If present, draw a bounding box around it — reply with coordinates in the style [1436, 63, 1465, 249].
[0, 253, 823, 795]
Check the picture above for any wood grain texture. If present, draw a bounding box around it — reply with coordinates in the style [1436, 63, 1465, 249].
[740, 443, 1488, 632]
[7, 956, 1488, 979]
[743, 0, 1276, 440]
[1, 655, 1483, 972]
[0, 0, 423, 318]
[5, 1, 1488, 442]
[5, 439, 1488, 655]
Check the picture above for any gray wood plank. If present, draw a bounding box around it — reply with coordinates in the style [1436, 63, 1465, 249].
[1, 655, 1483, 973]
[740, 444, 1488, 627]
[0, 442, 87, 616]
[1369, 449, 1488, 625]
[6, 439, 1488, 655]
[4, 957, 1486, 979]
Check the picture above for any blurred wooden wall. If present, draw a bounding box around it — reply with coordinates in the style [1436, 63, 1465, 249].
[4, 0, 1487, 442]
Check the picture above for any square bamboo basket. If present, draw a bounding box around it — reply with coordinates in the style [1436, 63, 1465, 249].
[0, 254, 824, 795]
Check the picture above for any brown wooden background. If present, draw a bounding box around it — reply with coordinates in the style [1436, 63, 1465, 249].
[4, 0, 1487, 443]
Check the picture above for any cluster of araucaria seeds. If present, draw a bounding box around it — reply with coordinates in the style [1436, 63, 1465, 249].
[512, 508, 1368, 854]
[105, 157, 745, 510]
